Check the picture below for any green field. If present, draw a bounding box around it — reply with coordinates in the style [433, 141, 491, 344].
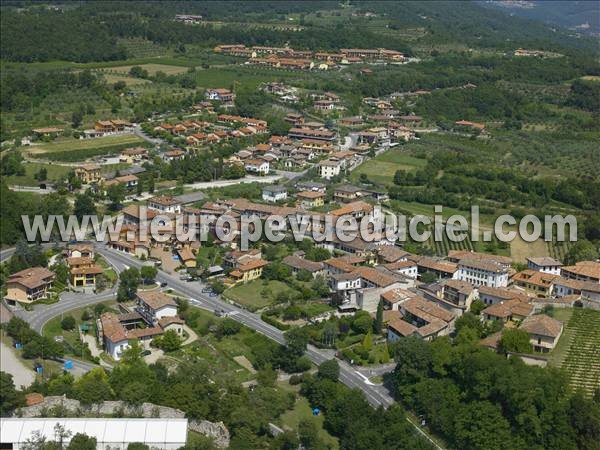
[351, 151, 427, 186]
[224, 279, 295, 311]
[98, 63, 192, 76]
[549, 308, 600, 395]
[3, 162, 72, 186]
[24, 134, 147, 162]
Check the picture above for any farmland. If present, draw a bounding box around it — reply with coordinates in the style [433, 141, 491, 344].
[23, 134, 147, 162]
[97, 63, 192, 76]
[224, 279, 296, 311]
[550, 308, 600, 395]
[351, 151, 427, 186]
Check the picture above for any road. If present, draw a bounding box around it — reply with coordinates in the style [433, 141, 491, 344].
[97, 245, 395, 409]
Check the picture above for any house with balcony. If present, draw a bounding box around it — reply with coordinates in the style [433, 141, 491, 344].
[67, 257, 103, 292]
[519, 314, 563, 353]
[4, 267, 55, 305]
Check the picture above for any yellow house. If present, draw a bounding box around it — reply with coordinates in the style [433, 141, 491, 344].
[229, 258, 268, 283]
[296, 191, 325, 209]
[75, 164, 103, 184]
[67, 257, 103, 291]
[177, 246, 197, 268]
[5, 267, 55, 305]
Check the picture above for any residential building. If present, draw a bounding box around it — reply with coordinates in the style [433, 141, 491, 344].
[205, 88, 236, 105]
[519, 314, 563, 352]
[262, 185, 288, 203]
[67, 257, 103, 292]
[511, 270, 560, 297]
[438, 279, 477, 315]
[229, 258, 268, 283]
[148, 196, 182, 214]
[136, 291, 179, 325]
[318, 159, 342, 179]
[282, 255, 325, 278]
[333, 185, 362, 202]
[561, 261, 600, 284]
[245, 158, 270, 175]
[526, 256, 562, 275]
[295, 181, 326, 193]
[456, 258, 509, 287]
[75, 164, 102, 184]
[478, 285, 529, 305]
[288, 127, 336, 141]
[481, 299, 533, 322]
[119, 147, 148, 164]
[164, 149, 185, 161]
[296, 191, 325, 209]
[387, 296, 455, 342]
[4, 267, 55, 305]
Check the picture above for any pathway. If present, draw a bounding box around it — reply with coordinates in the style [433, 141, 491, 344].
[0, 339, 35, 389]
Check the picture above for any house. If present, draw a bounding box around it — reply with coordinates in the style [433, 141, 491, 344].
[300, 139, 334, 153]
[282, 255, 325, 278]
[32, 127, 64, 138]
[410, 256, 458, 280]
[313, 100, 336, 111]
[205, 88, 236, 105]
[318, 159, 342, 179]
[262, 185, 288, 203]
[339, 116, 364, 128]
[381, 288, 415, 311]
[397, 115, 423, 127]
[383, 260, 418, 279]
[511, 270, 560, 297]
[456, 258, 509, 288]
[245, 158, 270, 175]
[67, 257, 103, 292]
[478, 285, 529, 305]
[526, 256, 562, 275]
[4, 267, 55, 305]
[148, 196, 182, 214]
[95, 120, 115, 133]
[296, 191, 325, 209]
[224, 248, 263, 268]
[67, 242, 95, 259]
[333, 185, 362, 203]
[296, 181, 326, 193]
[561, 261, 600, 284]
[103, 174, 139, 192]
[387, 296, 456, 342]
[482, 299, 533, 322]
[164, 149, 186, 161]
[120, 147, 148, 163]
[176, 246, 196, 268]
[229, 258, 268, 284]
[285, 113, 304, 126]
[136, 291, 178, 325]
[288, 127, 336, 141]
[75, 164, 102, 184]
[447, 250, 512, 268]
[519, 314, 563, 352]
[438, 279, 477, 314]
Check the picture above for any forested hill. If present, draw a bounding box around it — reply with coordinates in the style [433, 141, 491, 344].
[0, 0, 597, 63]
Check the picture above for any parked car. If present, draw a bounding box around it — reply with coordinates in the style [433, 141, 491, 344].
[201, 287, 212, 293]
[160, 282, 168, 287]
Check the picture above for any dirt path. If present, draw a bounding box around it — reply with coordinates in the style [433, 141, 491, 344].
[0, 340, 35, 389]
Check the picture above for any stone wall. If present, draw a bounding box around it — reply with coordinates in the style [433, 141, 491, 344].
[189, 419, 230, 448]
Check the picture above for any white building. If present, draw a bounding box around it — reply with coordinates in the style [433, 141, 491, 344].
[456, 258, 509, 288]
[245, 158, 270, 175]
[148, 196, 182, 214]
[0, 418, 188, 450]
[526, 256, 562, 275]
[318, 159, 342, 179]
[262, 185, 288, 203]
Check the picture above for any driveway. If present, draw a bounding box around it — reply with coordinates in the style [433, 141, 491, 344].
[1, 339, 35, 389]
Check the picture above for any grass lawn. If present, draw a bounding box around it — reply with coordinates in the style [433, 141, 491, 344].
[25, 134, 146, 155]
[351, 151, 427, 186]
[224, 279, 294, 311]
[278, 396, 339, 449]
[101, 73, 152, 86]
[3, 162, 72, 186]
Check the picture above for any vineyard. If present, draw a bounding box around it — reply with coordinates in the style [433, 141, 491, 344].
[425, 228, 474, 255]
[547, 239, 572, 263]
[551, 308, 600, 395]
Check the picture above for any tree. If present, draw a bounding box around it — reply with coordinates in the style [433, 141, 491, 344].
[564, 239, 598, 265]
[470, 299, 486, 315]
[71, 110, 83, 128]
[127, 444, 150, 450]
[216, 318, 241, 337]
[107, 183, 126, 210]
[0, 372, 25, 415]
[499, 328, 532, 354]
[155, 329, 182, 352]
[318, 359, 339, 382]
[117, 267, 140, 302]
[35, 167, 48, 181]
[298, 418, 323, 450]
[74, 193, 97, 220]
[351, 312, 373, 334]
[140, 265, 157, 284]
[257, 365, 277, 387]
[61, 315, 76, 331]
[374, 299, 384, 333]
[73, 368, 113, 405]
[420, 271, 437, 283]
[67, 433, 97, 450]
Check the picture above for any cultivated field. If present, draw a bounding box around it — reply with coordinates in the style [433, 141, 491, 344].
[99, 63, 191, 76]
[550, 308, 600, 395]
[224, 279, 295, 311]
[101, 73, 152, 86]
[23, 134, 147, 162]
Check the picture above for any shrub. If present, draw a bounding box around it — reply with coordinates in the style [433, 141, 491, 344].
[61, 315, 76, 331]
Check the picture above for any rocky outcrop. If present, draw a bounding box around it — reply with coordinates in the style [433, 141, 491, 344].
[189, 419, 230, 448]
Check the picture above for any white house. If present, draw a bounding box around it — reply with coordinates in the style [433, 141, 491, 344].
[318, 159, 341, 179]
[262, 185, 288, 203]
[147, 196, 182, 214]
[245, 158, 270, 175]
[456, 258, 509, 288]
[136, 291, 178, 325]
[526, 256, 562, 275]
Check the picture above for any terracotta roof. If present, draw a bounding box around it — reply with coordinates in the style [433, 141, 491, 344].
[7, 267, 55, 290]
[447, 250, 511, 266]
[381, 288, 415, 304]
[520, 314, 563, 338]
[353, 266, 399, 287]
[324, 258, 357, 273]
[561, 261, 600, 280]
[100, 312, 128, 343]
[482, 299, 533, 319]
[330, 201, 373, 217]
[402, 296, 455, 324]
[158, 316, 184, 328]
[377, 246, 411, 263]
[282, 255, 324, 272]
[443, 279, 475, 295]
[388, 318, 418, 337]
[70, 265, 103, 275]
[149, 196, 180, 206]
[459, 258, 507, 274]
[25, 393, 44, 406]
[238, 258, 268, 272]
[478, 286, 530, 302]
[136, 291, 177, 310]
[384, 260, 417, 271]
[66, 256, 94, 267]
[297, 191, 325, 199]
[527, 256, 562, 267]
[512, 270, 560, 288]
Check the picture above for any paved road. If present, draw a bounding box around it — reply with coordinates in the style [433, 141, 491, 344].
[97, 245, 395, 409]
